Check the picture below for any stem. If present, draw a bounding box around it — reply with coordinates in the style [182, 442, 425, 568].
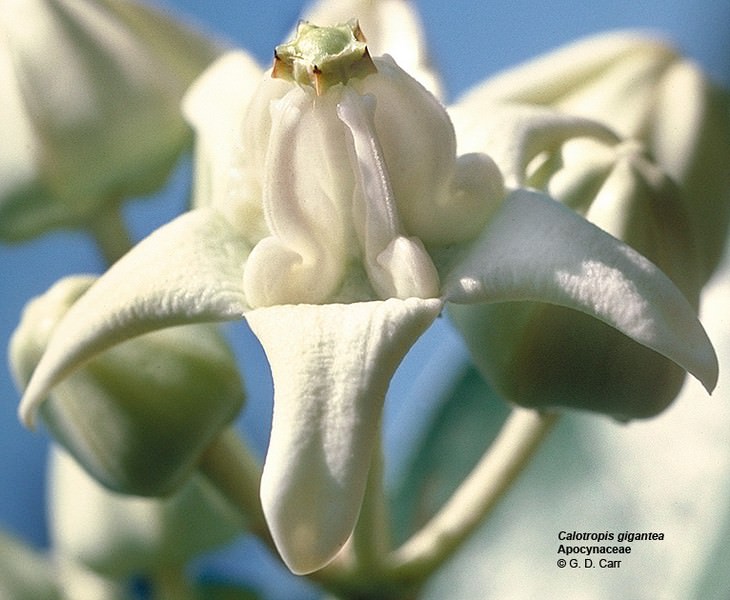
[88, 203, 134, 265]
[350, 432, 391, 574]
[387, 408, 559, 583]
[197, 428, 276, 553]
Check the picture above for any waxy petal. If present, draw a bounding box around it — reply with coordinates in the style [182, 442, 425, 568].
[455, 31, 673, 106]
[182, 51, 263, 210]
[19, 209, 249, 427]
[442, 190, 718, 392]
[246, 297, 442, 574]
[301, 0, 443, 97]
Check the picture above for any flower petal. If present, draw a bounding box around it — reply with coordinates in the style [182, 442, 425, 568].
[246, 297, 442, 574]
[300, 0, 443, 97]
[18, 208, 249, 427]
[442, 189, 718, 392]
[455, 31, 673, 106]
[182, 51, 263, 210]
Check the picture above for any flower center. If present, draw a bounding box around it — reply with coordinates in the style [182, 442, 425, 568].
[272, 20, 377, 95]
[240, 23, 503, 308]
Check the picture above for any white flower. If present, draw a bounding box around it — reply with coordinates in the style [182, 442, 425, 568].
[16, 2, 718, 576]
[446, 30, 730, 419]
[0, 0, 219, 241]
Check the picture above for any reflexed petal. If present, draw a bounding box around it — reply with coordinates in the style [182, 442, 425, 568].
[442, 189, 718, 392]
[300, 0, 443, 97]
[246, 297, 442, 574]
[18, 209, 250, 427]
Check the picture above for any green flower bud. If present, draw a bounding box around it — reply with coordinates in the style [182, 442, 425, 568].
[49, 446, 241, 578]
[459, 31, 730, 282]
[450, 137, 703, 419]
[0, 0, 219, 242]
[10, 276, 245, 495]
[538, 138, 701, 303]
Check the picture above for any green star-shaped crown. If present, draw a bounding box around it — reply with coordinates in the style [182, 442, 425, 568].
[272, 20, 377, 95]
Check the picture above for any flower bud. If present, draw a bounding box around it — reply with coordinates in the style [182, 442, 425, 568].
[459, 31, 730, 281]
[10, 276, 245, 495]
[449, 137, 703, 419]
[49, 446, 241, 578]
[540, 138, 701, 303]
[0, 0, 219, 242]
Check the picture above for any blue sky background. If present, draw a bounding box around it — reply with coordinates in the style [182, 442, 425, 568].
[1, 0, 728, 588]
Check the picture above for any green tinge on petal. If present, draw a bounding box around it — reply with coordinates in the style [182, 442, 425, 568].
[18, 209, 249, 427]
[246, 297, 442, 574]
[443, 189, 718, 392]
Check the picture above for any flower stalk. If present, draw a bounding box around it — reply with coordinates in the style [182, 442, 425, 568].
[387, 409, 559, 584]
[196, 428, 274, 552]
[347, 432, 391, 575]
[87, 202, 134, 266]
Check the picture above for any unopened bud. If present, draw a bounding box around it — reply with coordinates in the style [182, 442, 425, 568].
[10, 277, 245, 495]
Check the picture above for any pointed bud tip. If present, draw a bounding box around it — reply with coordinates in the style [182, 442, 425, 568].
[699, 351, 719, 395]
